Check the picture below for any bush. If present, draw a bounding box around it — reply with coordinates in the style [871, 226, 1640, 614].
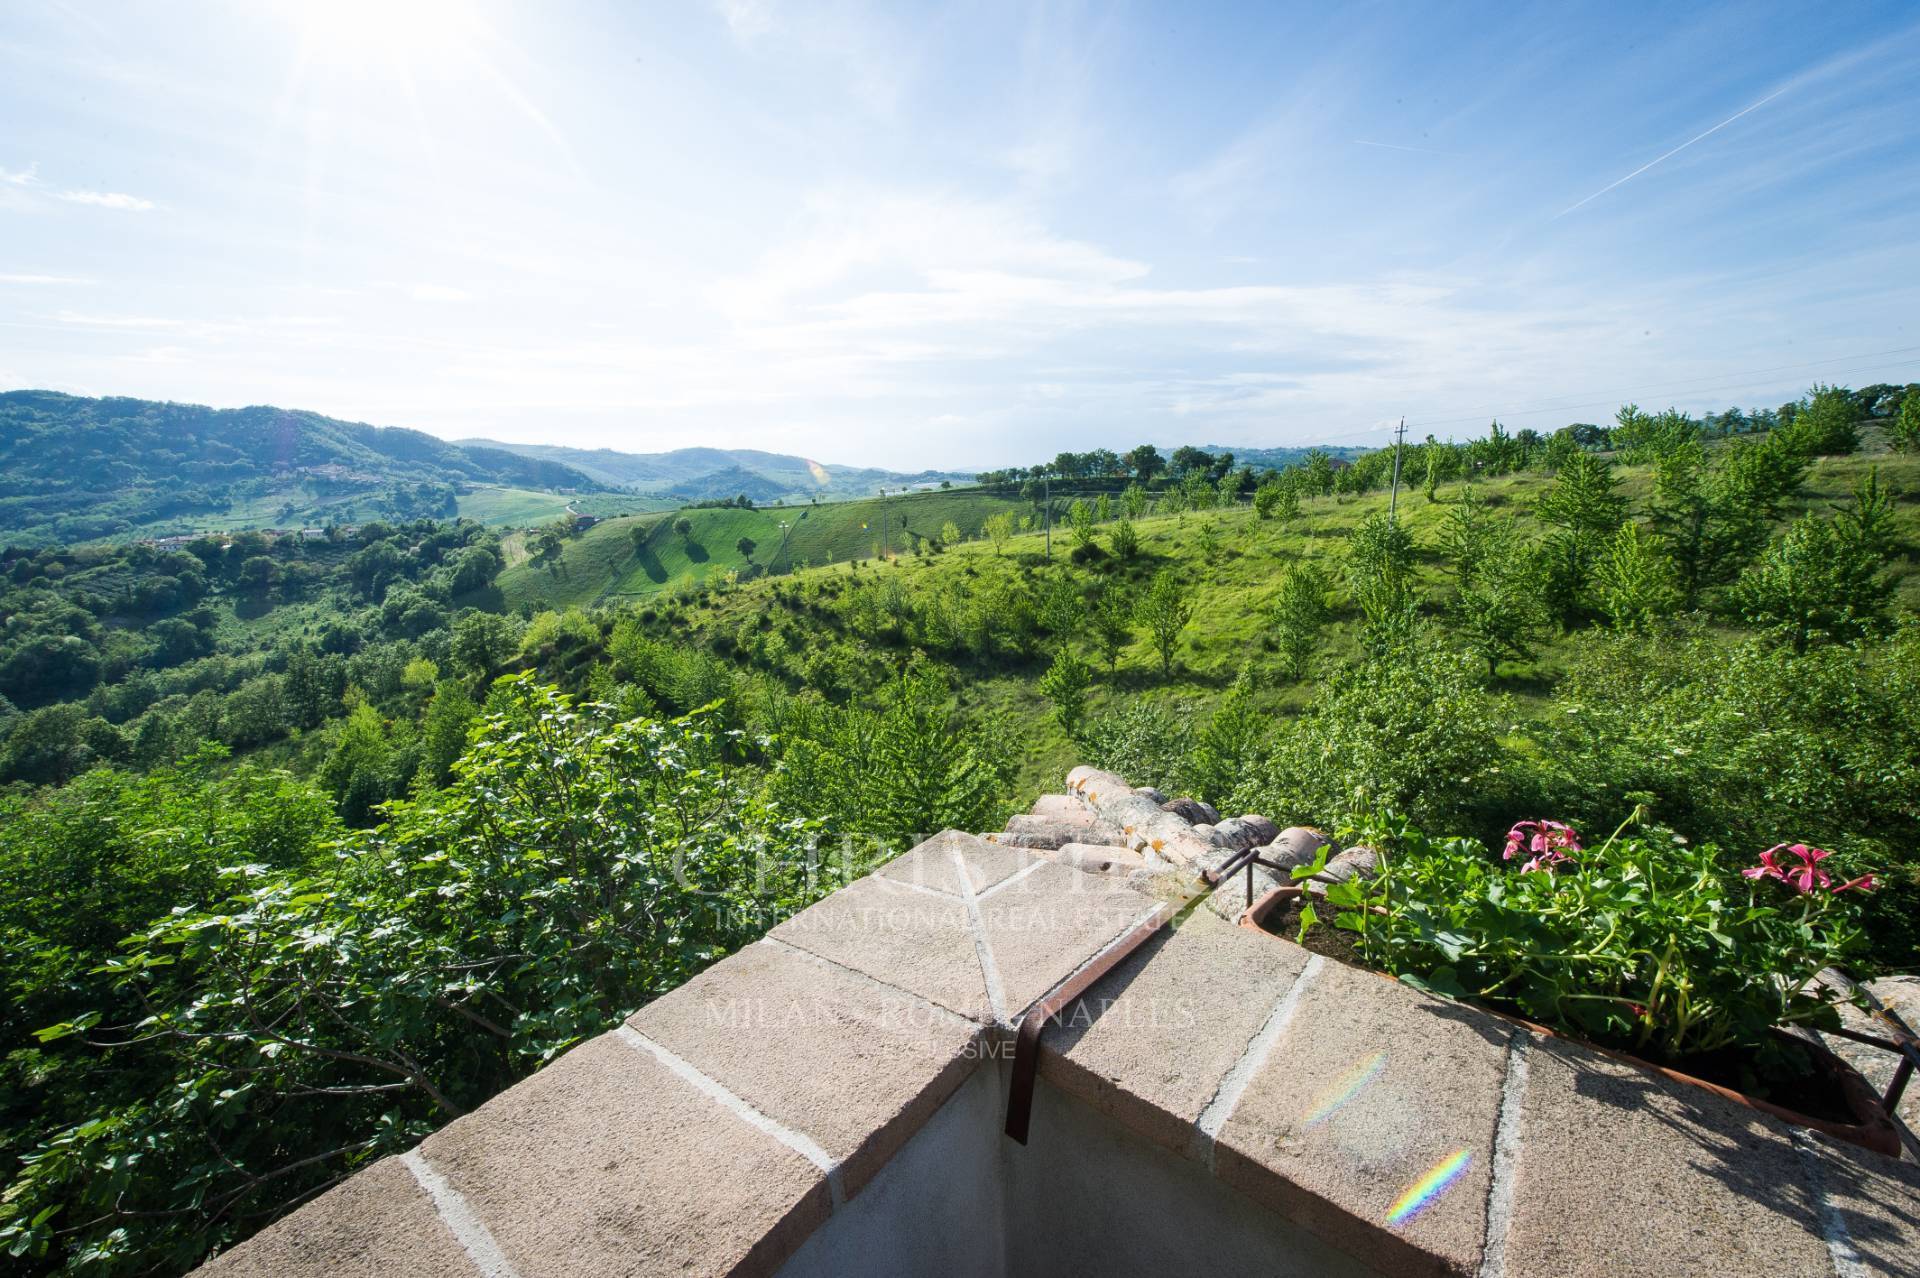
[1079, 700, 1193, 795]
[1231, 627, 1513, 836]
[1313, 814, 1874, 1078]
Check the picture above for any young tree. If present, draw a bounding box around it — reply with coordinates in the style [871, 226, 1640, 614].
[1121, 483, 1149, 520]
[1253, 479, 1283, 520]
[1090, 587, 1134, 674]
[984, 511, 1014, 555]
[735, 536, 757, 562]
[1450, 516, 1545, 676]
[1593, 522, 1678, 633]
[1067, 499, 1097, 552]
[940, 520, 961, 547]
[1733, 511, 1893, 653]
[1438, 486, 1494, 589]
[1648, 442, 1767, 609]
[1268, 561, 1332, 680]
[1892, 388, 1920, 453]
[1534, 451, 1626, 623]
[1778, 384, 1860, 458]
[1037, 646, 1093, 735]
[1108, 517, 1141, 561]
[1095, 492, 1113, 522]
[1345, 511, 1418, 628]
[1187, 667, 1264, 806]
[674, 516, 694, 542]
[1139, 571, 1193, 677]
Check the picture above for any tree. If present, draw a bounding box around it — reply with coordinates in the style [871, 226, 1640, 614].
[674, 516, 694, 542]
[1090, 587, 1133, 674]
[1108, 517, 1140, 561]
[1592, 523, 1678, 633]
[1252, 479, 1283, 520]
[1302, 450, 1335, 497]
[1094, 492, 1112, 523]
[1067, 499, 1097, 552]
[984, 512, 1014, 555]
[1450, 516, 1545, 676]
[1438, 486, 1495, 590]
[238, 554, 277, 594]
[1122, 483, 1149, 520]
[1734, 509, 1893, 653]
[1126, 445, 1166, 484]
[939, 520, 961, 547]
[1777, 384, 1859, 458]
[1535, 452, 1626, 623]
[452, 610, 523, 680]
[1187, 667, 1263, 807]
[317, 699, 397, 826]
[1139, 572, 1193, 677]
[1037, 646, 1093, 735]
[1648, 443, 1767, 609]
[1268, 561, 1332, 680]
[1345, 512, 1418, 629]
[415, 679, 477, 790]
[1892, 388, 1920, 453]
[736, 536, 757, 563]
[1170, 445, 1211, 478]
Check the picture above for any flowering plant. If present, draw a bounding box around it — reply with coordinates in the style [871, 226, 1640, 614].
[1305, 812, 1878, 1072]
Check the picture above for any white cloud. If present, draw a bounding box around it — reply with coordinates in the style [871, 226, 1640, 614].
[2, 162, 154, 211]
[57, 188, 155, 211]
[408, 284, 473, 302]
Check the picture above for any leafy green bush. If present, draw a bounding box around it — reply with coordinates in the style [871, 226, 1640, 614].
[2, 678, 829, 1273]
[1311, 813, 1876, 1084]
[1079, 700, 1193, 796]
[1231, 627, 1513, 836]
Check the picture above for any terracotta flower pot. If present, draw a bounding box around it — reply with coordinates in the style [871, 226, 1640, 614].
[1238, 884, 1902, 1157]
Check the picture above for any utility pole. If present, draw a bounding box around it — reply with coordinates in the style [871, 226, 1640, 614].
[1387, 417, 1407, 525]
[1043, 474, 1052, 562]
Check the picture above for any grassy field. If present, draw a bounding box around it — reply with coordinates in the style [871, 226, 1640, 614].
[639, 444, 1920, 801]
[492, 487, 1032, 611]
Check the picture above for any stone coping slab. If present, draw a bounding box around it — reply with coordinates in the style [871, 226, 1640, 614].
[419, 1032, 831, 1278]
[198, 813, 1920, 1278]
[626, 937, 983, 1201]
[195, 1156, 476, 1278]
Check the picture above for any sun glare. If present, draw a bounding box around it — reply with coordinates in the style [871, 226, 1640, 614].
[277, 0, 484, 69]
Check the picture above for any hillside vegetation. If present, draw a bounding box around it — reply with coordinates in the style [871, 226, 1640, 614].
[0, 391, 615, 545]
[493, 486, 1032, 609]
[2, 381, 1919, 1275]
[459, 437, 975, 503]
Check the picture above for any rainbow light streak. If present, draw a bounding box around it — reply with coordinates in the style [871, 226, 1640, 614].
[1299, 1051, 1387, 1128]
[1385, 1149, 1474, 1227]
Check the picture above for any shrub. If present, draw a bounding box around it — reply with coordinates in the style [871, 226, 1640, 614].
[1079, 700, 1193, 795]
[1231, 627, 1511, 836]
[1311, 814, 1875, 1077]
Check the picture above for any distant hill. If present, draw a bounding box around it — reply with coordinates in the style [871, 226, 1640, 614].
[1197, 443, 1375, 470]
[458, 438, 975, 502]
[0, 391, 615, 545]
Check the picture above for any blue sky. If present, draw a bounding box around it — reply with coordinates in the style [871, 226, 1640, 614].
[2, 1, 1917, 469]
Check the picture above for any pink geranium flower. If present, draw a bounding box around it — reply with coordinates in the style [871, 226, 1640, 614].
[1503, 820, 1581, 873]
[1742, 843, 1874, 894]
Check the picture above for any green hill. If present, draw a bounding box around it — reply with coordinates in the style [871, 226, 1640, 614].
[0, 391, 613, 546]
[493, 487, 1032, 610]
[457, 437, 976, 503]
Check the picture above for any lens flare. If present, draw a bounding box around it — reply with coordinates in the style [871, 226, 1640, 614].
[1385, 1148, 1473, 1227]
[1299, 1051, 1387, 1128]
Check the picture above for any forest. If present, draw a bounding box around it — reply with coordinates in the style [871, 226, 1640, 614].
[1, 379, 1917, 1273]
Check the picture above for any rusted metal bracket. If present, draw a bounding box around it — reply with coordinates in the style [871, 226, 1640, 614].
[1004, 901, 1178, 1144]
[1005, 846, 1283, 1145]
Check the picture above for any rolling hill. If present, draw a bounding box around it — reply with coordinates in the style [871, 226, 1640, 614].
[457, 437, 976, 502]
[491, 486, 1033, 610]
[0, 391, 618, 545]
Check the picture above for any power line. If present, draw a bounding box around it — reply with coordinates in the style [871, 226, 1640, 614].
[1280, 342, 1920, 448]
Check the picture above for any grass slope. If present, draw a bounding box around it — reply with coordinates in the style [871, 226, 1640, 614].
[650, 446, 1920, 801]
[493, 488, 1031, 610]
